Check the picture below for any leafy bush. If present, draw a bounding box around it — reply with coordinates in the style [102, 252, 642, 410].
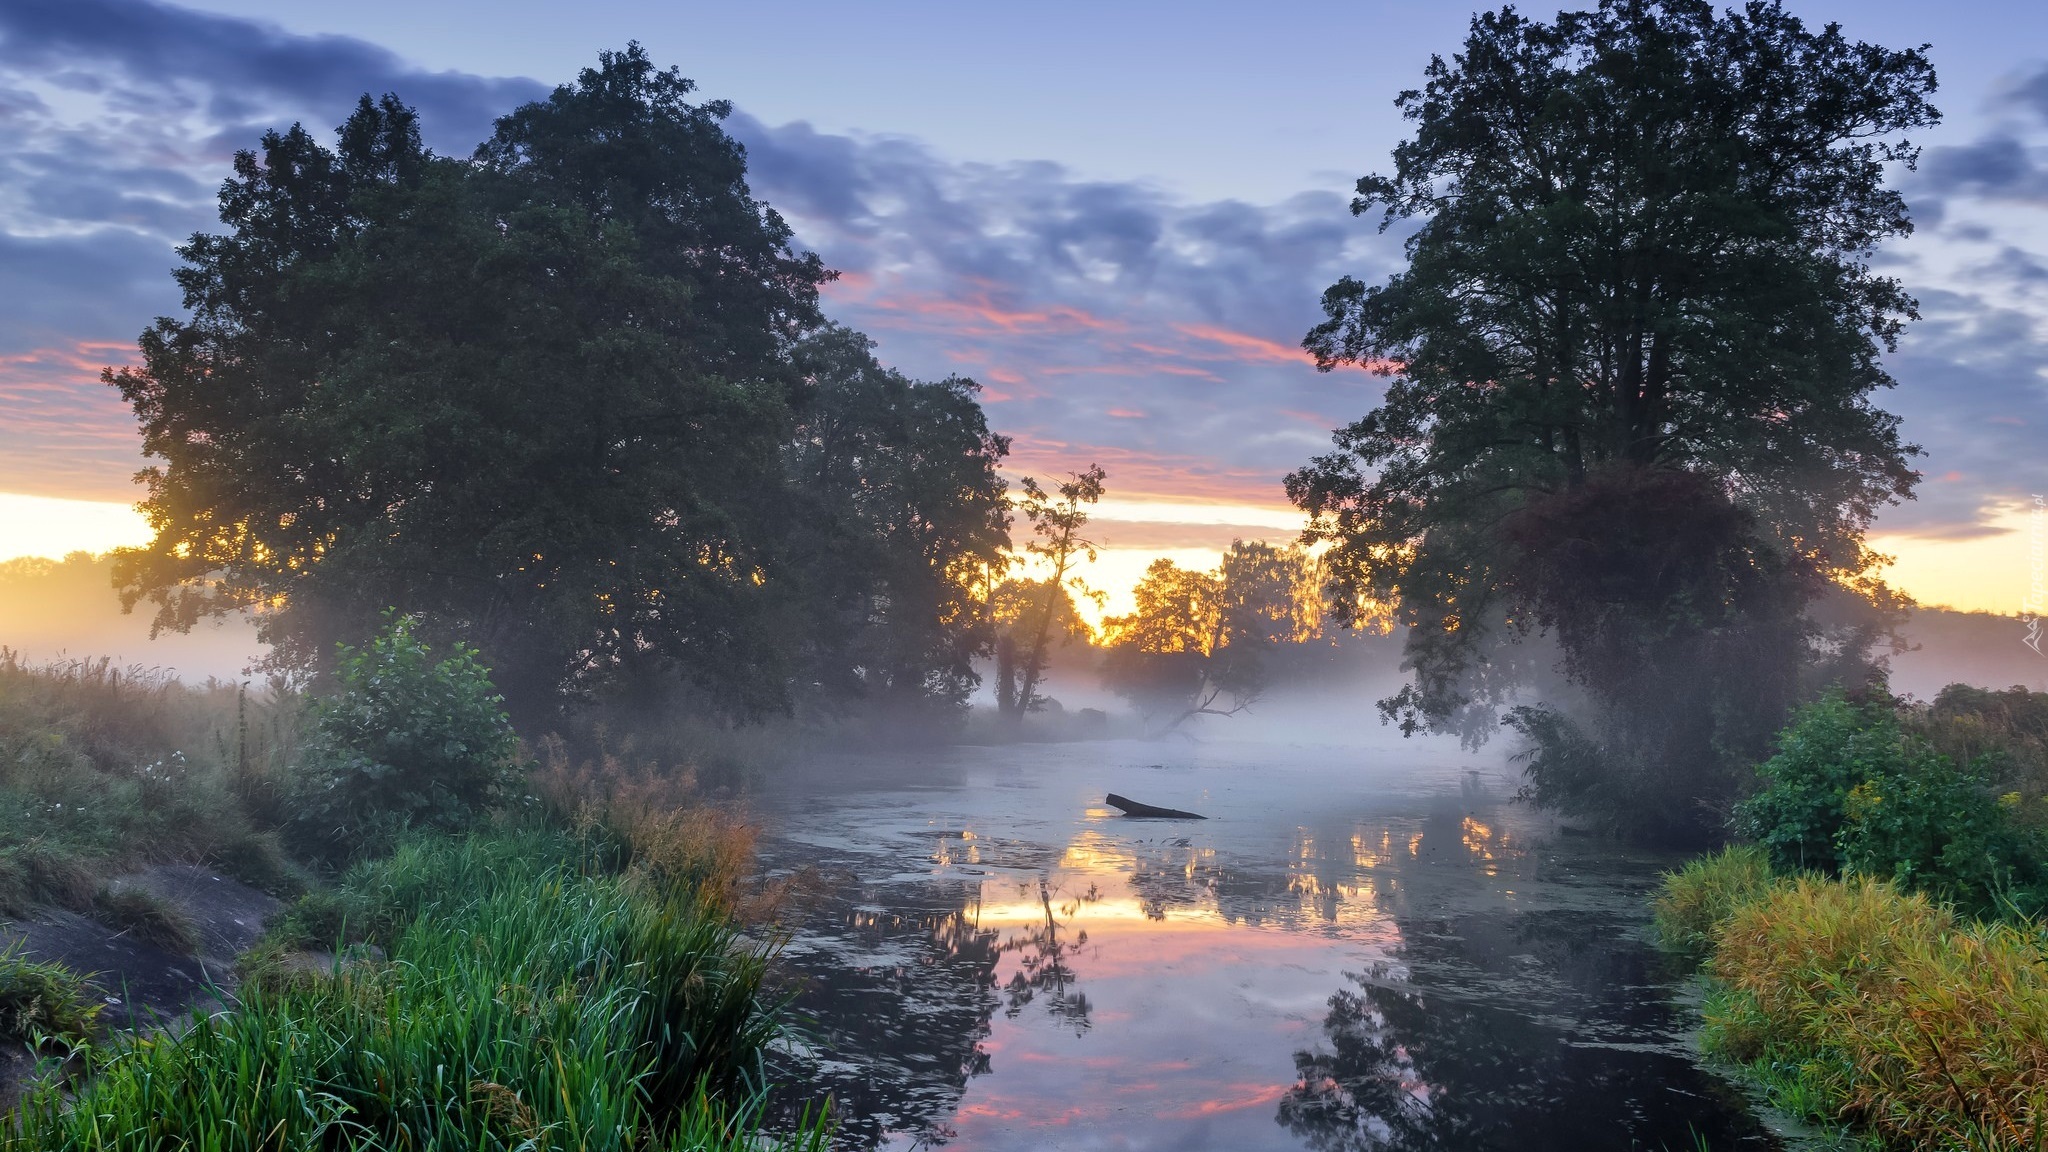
[1736, 689, 2048, 918]
[1652, 845, 1777, 963]
[1735, 691, 1903, 874]
[288, 615, 520, 858]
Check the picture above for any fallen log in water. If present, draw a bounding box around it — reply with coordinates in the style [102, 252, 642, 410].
[1105, 793, 1207, 820]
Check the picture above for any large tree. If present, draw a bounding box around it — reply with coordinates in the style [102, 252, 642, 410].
[109, 46, 1003, 721]
[785, 325, 1013, 709]
[1286, 1, 1936, 838]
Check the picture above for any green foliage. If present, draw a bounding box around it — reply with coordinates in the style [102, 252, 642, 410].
[785, 324, 1012, 709]
[1737, 691, 2048, 918]
[0, 943, 101, 1047]
[10, 832, 826, 1151]
[1738, 692, 1908, 875]
[1286, 1, 1934, 838]
[1652, 845, 1776, 964]
[1910, 684, 2048, 804]
[107, 46, 1009, 724]
[287, 615, 519, 858]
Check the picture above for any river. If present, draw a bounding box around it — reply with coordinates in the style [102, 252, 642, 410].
[751, 729, 1777, 1151]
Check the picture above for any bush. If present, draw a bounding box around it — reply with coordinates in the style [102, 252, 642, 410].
[1736, 691, 1905, 874]
[288, 615, 520, 859]
[1737, 689, 2048, 918]
[1652, 844, 1777, 963]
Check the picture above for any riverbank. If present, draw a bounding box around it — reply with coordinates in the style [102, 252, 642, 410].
[1658, 849, 2048, 1150]
[0, 641, 826, 1148]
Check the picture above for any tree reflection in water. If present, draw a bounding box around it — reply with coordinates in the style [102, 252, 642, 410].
[768, 860, 1104, 1147]
[766, 875, 1004, 1150]
[996, 878, 1095, 1033]
[1276, 916, 1774, 1151]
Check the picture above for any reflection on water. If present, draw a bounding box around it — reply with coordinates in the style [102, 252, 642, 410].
[755, 741, 1775, 1151]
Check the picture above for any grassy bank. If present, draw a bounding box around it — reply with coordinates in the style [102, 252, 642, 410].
[1659, 849, 2048, 1150]
[0, 650, 302, 917]
[8, 831, 825, 1151]
[1, 621, 827, 1149]
[1652, 686, 2048, 1150]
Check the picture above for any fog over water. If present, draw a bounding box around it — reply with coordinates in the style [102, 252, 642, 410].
[749, 718, 1780, 1151]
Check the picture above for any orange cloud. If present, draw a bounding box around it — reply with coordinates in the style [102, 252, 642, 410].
[1106, 407, 1146, 419]
[1004, 433, 1286, 506]
[1172, 323, 1398, 374]
[0, 341, 147, 502]
[862, 289, 1125, 338]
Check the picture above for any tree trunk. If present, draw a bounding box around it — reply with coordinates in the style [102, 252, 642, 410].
[996, 633, 1018, 717]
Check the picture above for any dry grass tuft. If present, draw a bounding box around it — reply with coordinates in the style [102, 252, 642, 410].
[531, 737, 786, 923]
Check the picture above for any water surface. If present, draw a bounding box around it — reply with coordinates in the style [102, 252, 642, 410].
[754, 735, 1772, 1151]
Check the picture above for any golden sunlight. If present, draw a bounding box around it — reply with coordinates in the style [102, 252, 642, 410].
[0, 491, 150, 562]
[1870, 503, 2041, 615]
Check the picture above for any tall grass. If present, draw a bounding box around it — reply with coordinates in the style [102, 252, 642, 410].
[1652, 844, 1777, 964]
[0, 652, 301, 913]
[1682, 873, 2048, 1150]
[9, 833, 827, 1150]
[0, 942, 101, 1047]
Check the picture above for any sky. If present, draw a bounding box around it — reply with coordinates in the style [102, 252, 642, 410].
[2, 0, 2047, 621]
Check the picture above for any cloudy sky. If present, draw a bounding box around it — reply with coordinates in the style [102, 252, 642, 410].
[2, 0, 2046, 616]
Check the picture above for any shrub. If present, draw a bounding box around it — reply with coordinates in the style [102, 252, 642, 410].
[1737, 689, 2048, 918]
[0, 944, 101, 1047]
[1652, 844, 1777, 963]
[1735, 691, 1905, 874]
[288, 615, 521, 859]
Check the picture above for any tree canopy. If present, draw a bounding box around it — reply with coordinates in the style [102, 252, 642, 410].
[1100, 542, 1325, 734]
[109, 46, 1008, 722]
[1286, 1, 1937, 838]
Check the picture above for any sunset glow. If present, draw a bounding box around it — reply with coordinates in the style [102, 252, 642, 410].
[0, 492, 149, 563]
